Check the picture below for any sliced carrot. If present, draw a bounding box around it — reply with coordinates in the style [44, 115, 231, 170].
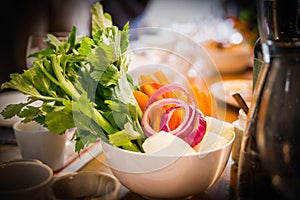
[151, 107, 165, 132]
[139, 73, 163, 97]
[194, 89, 212, 116]
[140, 84, 157, 97]
[163, 91, 177, 99]
[154, 70, 186, 99]
[139, 75, 160, 89]
[168, 107, 183, 130]
[140, 71, 186, 130]
[150, 82, 162, 90]
[154, 70, 170, 85]
[206, 92, 212, 115]
[139, 74, 155, 85]
[133, 90, 149, 111]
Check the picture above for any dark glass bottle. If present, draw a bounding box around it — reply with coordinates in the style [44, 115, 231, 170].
[237, 46, 280, 200]
[257, 42, 300, 200]
[237, 0, 300, 199]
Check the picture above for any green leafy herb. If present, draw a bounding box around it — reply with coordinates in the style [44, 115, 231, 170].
[0, 2, 145, 153]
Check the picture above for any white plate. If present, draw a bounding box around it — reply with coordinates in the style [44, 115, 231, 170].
[0, 91, 29, 127]
[210, 79, 252, 108]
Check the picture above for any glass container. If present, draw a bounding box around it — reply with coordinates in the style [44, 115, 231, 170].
[237, 0, 300, 199]
[257, 42, 300, 200]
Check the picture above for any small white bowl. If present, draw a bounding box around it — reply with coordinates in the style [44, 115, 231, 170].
[101, 118, 235, 199]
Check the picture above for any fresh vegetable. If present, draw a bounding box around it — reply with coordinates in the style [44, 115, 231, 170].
[140, 83, 158, 97]
[154, 71, 170, 85]
[138, 75, 160, 97]
[132, 71, 209, 147]
[192, 86, 212, 116]
[142, 131, 197, 155]
[133, 90, 149, 111]
[1, 2, 212, 154]
[0, 2, 145, 153]
[141, 84, 207, 147]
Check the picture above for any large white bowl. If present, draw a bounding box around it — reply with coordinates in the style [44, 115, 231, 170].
[101, 118, 235, 199]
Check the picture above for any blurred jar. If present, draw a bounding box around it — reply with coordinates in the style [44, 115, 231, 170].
[231, 109, 246, 163]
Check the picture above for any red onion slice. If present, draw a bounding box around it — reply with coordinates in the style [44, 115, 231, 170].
[144, 84, 197, 137]
[141, 84, 207, 147]
[142, 98, 191, 137]
[160, 105, 182, 132]
[181, 109, 207, 147]
[145, 84, 196, 110]
[160, 105, 206, 147]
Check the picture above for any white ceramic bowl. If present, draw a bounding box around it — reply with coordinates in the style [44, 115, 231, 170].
[101, 118, 235, 199]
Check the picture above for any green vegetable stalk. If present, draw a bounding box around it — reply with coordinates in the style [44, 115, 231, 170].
[0, 2, 145, 153]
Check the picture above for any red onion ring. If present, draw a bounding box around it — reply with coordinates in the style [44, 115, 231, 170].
[160, 105, 182, 132]
[141, 84, 207, 147]
[142, 98, 192, 137]
[144, 84, 197, 137]
[145, 84, 196, 110]
[181, 109, 207, 147]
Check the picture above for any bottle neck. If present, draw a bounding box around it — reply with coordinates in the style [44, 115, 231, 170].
[273, 0, 300, 41]
[258, 0, 300, 43]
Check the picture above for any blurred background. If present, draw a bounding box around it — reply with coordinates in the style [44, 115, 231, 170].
[0, 0, 257, 85]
